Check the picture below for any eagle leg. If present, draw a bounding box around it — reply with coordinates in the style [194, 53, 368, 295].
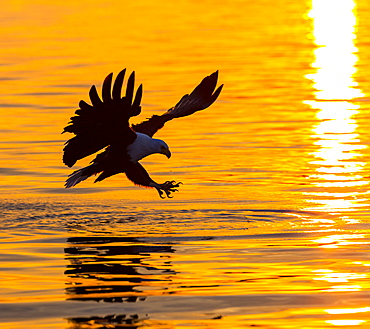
[153, 181, 183, 199]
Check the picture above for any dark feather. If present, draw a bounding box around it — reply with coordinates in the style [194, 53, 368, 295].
[112, 69, 126, 100]
[102, 72, 113, 103]
[65, 146, 154, 188]
[168, 70, 223, 118]
[89, 85, 103, 107]
[131, 114, 173, 138]
[94, 146, 131, 183]
[65, 145, 133, 187]
[63, 135, 111, 168]
[125, 72, 135, 106]
[132, 71, 223, 137]
[124, 162, 155, 187]
[133, 84, 143, 109]
[63, 69, 141, 167]
[76, 145, 133, 183]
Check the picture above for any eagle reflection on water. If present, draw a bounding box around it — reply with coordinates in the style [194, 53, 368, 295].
[64, 236, 176, 302]
[64, 236, 176, 327]
[66, 313, 145, 329]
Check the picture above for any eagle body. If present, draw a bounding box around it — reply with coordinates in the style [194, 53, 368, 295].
[63, 69, 223, 198]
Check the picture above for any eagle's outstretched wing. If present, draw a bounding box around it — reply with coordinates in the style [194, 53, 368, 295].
[63, 69, 142, 167]
[131, 71, 223, 137]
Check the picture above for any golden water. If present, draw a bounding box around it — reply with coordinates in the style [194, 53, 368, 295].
[2, 0, 370, 328]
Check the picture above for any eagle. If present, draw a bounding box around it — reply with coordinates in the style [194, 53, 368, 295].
[62, 69, 223, 198]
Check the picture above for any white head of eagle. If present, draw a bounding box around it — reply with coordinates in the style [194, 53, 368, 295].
[127, 132, 171, 162]
[63, 69, 223, 198]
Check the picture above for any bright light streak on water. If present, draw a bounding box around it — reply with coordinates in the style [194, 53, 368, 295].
[303, 0, 369, 212]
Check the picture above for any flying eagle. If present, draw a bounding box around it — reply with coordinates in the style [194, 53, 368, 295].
[62, 69, 223, 198]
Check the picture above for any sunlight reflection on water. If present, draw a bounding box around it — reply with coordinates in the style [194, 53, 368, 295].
[303, 0, 370, 214]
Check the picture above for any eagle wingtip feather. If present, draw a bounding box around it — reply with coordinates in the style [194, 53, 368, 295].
[112, 69, 126, 100]
[102, 72, 113, 103]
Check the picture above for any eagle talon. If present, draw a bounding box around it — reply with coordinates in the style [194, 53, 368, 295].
[157, 190, 165, 199]
[154, 180, 182, 198]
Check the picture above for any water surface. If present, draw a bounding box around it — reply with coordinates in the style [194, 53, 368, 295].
[2, 0, 370, 328]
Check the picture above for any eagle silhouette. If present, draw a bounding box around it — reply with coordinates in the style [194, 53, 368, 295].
[63, 69, 223, 198]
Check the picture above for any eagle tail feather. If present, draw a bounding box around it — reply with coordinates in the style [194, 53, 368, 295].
[65, 164, 97, 188]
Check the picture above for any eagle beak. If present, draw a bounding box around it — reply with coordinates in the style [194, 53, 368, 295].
[163, 148, 171, 159]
